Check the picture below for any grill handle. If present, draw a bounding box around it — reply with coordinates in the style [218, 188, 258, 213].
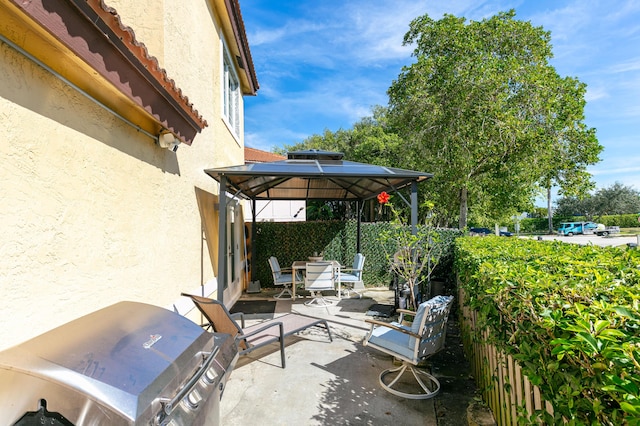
[160, 347, 220, 415]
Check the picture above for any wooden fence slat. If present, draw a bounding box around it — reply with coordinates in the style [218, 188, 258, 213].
[459, 287, 556, 425]
[514, 360, 523, 423]
[507, 355, 517, 425]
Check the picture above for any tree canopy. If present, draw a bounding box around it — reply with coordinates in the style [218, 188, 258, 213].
[278, 10, 602, 229]
[387, 10, 601, 228]
[555, 182, 640, 218]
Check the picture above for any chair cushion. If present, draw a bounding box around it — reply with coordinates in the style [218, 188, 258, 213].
[368, 323, 415, 361]
[410, 295, 454, 335]
[337, 273, 359, 282]
[274, 273, 293, 284]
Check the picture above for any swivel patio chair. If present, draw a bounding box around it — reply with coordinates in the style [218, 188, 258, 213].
[363, 295, 454, 399]
[337, 253, 365, 298]
[268, 256, 303, 299]
[304, 262, 337, 307]
[181, 293, 333, 368]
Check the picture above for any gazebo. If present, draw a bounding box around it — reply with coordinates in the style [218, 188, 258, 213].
[204, 150, 432, 302]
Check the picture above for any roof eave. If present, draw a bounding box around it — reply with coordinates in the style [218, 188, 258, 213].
[6, 0, 208, 145]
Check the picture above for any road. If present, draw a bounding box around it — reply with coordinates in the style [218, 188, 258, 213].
[523, 233, 640, 248]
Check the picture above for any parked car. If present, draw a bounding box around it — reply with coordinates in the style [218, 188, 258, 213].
[595, 223, 620, 236]
[469, 227, 491, 235]
[469, 227, 512, 237]
[557, 221, 598, 236]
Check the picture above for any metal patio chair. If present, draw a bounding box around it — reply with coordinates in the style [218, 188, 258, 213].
[268, 256, 303, 299]
[181, 293, 333, 368]
[337, 253, 365, 298]
[363, 295, 454, 399]
[304, 262, 338, 307]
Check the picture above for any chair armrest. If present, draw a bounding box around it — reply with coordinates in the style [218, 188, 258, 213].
[230, 312, 245, 328]
[395, 309, 417, 324]
[364, 318, 421, 339]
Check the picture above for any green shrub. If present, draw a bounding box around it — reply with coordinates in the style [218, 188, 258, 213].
[252, 220, 461, 291]
[455, 236, 640, 424]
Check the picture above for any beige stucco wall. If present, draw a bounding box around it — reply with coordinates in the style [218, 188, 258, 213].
[0, 0, 245, 350]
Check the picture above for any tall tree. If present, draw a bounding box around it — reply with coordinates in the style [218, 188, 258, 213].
[387, 11, 601, 228]
[557, 182, 640, 218]
[536, 76, 602, 232]
[594, 182, 640, 215]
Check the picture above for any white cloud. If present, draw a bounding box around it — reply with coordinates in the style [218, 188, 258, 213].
[585, 86, 608, 102]
[609, 58, 640, 74]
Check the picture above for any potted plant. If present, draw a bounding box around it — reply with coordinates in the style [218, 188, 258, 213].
[377, 191, 441, 312]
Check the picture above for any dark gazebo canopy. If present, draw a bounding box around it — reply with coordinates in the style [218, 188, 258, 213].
[204, 150, 432, 302]
[205, 149, 432, 201]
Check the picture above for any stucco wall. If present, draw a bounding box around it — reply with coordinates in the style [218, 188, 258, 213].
[0, 1, 244, 349]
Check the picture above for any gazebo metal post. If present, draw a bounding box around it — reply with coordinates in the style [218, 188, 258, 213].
[251, 199, 257, 287]
[217, 176, 227, 303]
[356, 200, 361, 253]
[411, 181, 418, 235]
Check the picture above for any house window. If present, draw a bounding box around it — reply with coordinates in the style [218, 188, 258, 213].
[223, 49, 240, 137]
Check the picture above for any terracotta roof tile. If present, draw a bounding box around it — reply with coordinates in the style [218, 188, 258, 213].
[244, 147, 285, 163]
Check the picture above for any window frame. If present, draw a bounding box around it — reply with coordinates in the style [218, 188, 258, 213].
[221, 41, 241, 140]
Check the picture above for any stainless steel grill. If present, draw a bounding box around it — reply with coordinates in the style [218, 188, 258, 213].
[0, 301, 238, 425]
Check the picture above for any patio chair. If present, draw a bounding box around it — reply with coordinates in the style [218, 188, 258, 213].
[181, 293, 333, 368]
[304, 262, 337, 307]
[363, 295, 454, 399]
[268, 256, 303, 299]
[337, 253, 365, 298]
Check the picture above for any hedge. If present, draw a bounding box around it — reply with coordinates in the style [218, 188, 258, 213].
[250, 220, 461, 291]
[454, 236, 640, 424]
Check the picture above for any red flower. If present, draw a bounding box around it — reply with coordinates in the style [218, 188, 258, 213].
[377, 191, 390, 204]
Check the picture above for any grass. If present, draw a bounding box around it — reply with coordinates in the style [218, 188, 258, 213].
[620, 227, 640, 235]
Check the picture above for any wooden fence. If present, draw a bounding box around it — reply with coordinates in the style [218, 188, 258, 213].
[459, 288, 554, 425]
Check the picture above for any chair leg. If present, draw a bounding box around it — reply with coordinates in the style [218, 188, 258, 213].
[304, 291, 336, 307]
[378, 362, 441, 399]
[341, 286, 362, 298]
[274, 286, 293, 299]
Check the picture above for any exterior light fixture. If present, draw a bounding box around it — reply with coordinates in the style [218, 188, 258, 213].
[158, 131, 180, 152]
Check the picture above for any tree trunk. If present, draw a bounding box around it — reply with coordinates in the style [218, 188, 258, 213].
[547, 186, 553, 234]
[459, 186, 468, 229]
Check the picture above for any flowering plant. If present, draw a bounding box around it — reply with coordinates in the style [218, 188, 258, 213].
[377, 191, 440, 311]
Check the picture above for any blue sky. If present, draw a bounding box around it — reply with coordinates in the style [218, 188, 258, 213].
[240, 1, 640, 200]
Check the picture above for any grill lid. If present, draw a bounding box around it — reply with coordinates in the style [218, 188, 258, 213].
[0, 301, 217, 422]
[8, 302, 206, 394]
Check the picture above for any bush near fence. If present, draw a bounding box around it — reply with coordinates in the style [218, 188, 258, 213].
[454, 236, 640, 425]
[250, 220, 461, 290]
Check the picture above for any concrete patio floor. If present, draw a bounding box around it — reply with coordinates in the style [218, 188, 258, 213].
[220, 287, 478, 426]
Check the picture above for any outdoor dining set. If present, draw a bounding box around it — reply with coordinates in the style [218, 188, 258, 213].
[267, 254, 366, 306]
